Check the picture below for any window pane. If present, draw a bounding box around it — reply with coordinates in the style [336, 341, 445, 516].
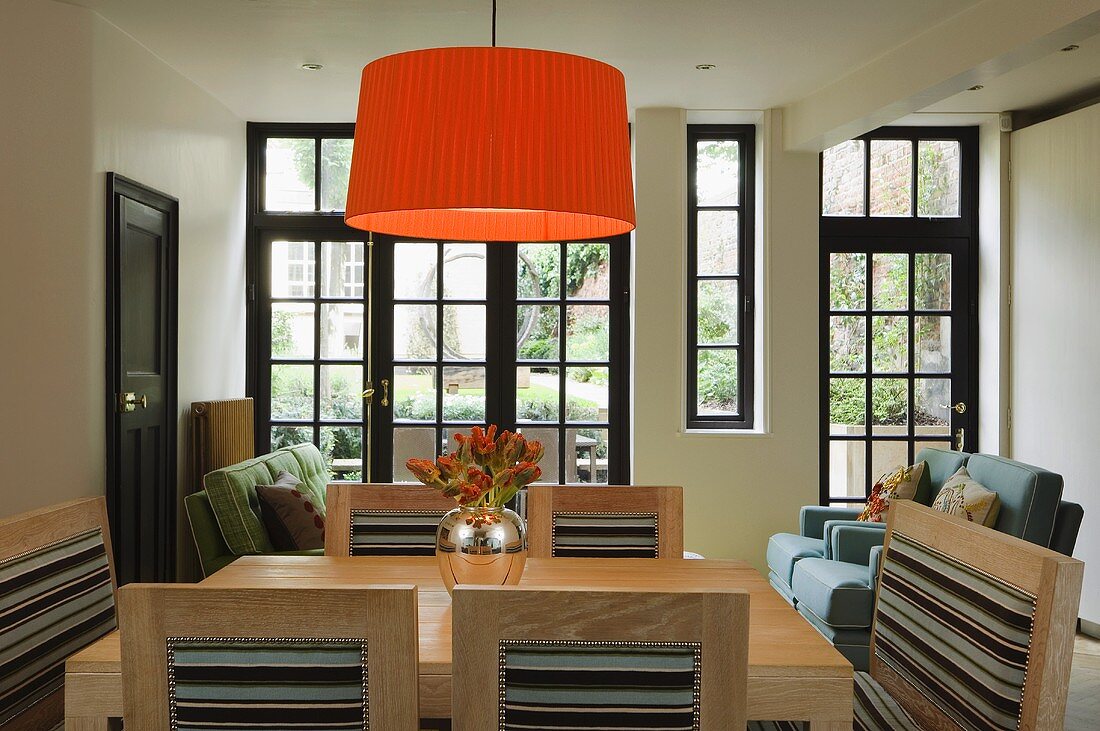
[830, 252, 866, 310]
[697, 349, 738, 415]
[393, 428, 436, 482]
[393, 243, 436, 299]
[918, 140, 960, 217]
[697, 211, 739, 275]
[393, 305, 436, 360]
[915, 253, 951, 310]
[320, 241, 364, 298]
[319, 138, 352, 212]
[568, 428, 608, 484]
[271, 364, 313, 420]
[517, 243, 560, 299]
[319, 365, 361, 420]
[829, 316, 865, 373]
[393, 366, 436, 422]
[321, 425, 362, 480]
[517, 366, 558, 422]
[829, 439, 866, 499]
[271, 303, 314, 359]
[915, 316, 951, 373]
[871, 378, 907, 434]
[696, 140, 739, 206]
[822, 140, 865, 216]
[915, 378, 951, 435]
[872, 253, 908, 310]
[697, 280, 738, 345]
[566, 305, 609, 361]
[265, 138, 315, 211]
[869, 140, 912, 217]
[829, 378, 865, 435]
[271, 241, 315, 298]
[566, 367, 608, 423]
[517, 305, 559, 360]
[271, 425, 313, 450]
[517, 427, 559, 483]
[442, 305, 485, 360]
[320, 303, 363, 359]
[443, 243, 486, 300]
[872, 440, 909, 485]
[871, 315, 907, 373]
[443, 366, 485, 422]
[566, 242, 610, 299]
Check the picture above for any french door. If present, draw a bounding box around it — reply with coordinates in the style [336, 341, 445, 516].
[819, 127, 978, 506]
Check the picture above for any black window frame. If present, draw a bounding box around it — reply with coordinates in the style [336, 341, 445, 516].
[686, 124, 756, 430]
[818, 125, 980, 506]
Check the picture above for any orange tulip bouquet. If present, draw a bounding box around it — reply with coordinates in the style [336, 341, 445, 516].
[406, 426, 544, 509]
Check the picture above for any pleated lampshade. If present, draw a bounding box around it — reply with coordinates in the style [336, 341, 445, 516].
[344, 46, 635, 242]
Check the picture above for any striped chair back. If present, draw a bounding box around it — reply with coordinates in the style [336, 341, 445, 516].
[452, 587, 749, 730]
[324, 483, 456, 557]
[526, 485, 684, 559]
[119, 585, 419, 730]
[0, 497, 117, 730]
[868, 501, 1083, 730]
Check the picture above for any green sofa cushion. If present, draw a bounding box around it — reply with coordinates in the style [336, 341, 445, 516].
[278, 443, 330, 513]
[791, 557, 875, 628]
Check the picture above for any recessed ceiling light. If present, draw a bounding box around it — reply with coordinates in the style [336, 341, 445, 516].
[967, 84, 984, 91]
[1060, 44, 1080, 52]
[695, 64, 716, 71]
[301, 63, 324, 71]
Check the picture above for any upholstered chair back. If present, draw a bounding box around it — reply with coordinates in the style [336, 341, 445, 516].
[0, 497, 117, 730]
[119, 585, 419, 730]
[452, 587, 748, 730]
[526, 485, 684, 559]
[324, 483, 457, 557]
[869, 501, 1083, 730]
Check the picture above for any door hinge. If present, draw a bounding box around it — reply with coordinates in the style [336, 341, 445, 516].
[247, 283, 256, 302]
[745, 296, 754, 314]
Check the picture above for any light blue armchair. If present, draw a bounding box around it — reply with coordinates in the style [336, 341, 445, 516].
[767, 448, 1082, 670]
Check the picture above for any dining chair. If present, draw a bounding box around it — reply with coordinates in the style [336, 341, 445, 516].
[853, 500, 1084, 730]
[0, 497, 117, 731]
[526, 484, 685, 558]
[325, 482, 457, 557]
[452, 586, 748, 730]
[119, 584, 419, 730]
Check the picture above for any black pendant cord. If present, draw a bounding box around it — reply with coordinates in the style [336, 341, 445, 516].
[492, 0, 497, 47]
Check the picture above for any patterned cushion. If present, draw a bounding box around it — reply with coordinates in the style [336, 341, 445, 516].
[256, 472, 326, 551]
[499, 641, 700, 730]
[859, 461, 928, 522]
[854, 671, 920, 730]
[278, 443, 331, 511]
[167, 637, 367, 730]
[350, 510, 446, 556]
[0, 529, 117, 726]
[931, 466, 1001, 526]
[875, 530, 1038, 730]
[551, 513, 659, 558]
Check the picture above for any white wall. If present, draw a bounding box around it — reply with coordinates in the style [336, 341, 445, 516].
[632, 108, 820, 570]
[0, 1, 245, 526]
[1010, 102, 1100, 624]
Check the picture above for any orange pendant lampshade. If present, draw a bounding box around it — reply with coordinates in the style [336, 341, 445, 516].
[344, 47, 635, 241]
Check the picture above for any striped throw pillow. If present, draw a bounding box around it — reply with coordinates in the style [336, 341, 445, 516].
[499, 640, 700, 730]
[875, 531, 1037, 730]
[350, 510, 446, 556]
[167, 637, 368, 730]
[551, 513, 659, 558]
[0, 529, 116, 726]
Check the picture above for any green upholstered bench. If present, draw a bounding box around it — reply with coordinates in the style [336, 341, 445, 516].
[184, 443, 328, 577]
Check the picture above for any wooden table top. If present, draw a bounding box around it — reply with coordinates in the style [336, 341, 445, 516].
[69, 556, 849, 680]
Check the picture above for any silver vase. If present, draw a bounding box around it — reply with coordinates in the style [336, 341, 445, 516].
[435, 506, 527, 594]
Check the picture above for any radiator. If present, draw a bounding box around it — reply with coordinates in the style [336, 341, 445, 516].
[189, 398, 255, 493]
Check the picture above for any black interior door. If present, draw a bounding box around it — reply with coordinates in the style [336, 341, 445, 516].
[106, 174, 178, 584]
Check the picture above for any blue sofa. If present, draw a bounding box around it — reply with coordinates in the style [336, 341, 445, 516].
[767, 448, 1084, 670]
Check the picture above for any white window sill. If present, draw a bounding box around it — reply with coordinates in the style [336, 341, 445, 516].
[681, 428, 771, 437]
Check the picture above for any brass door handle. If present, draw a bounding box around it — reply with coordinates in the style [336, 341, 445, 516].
[955, 427, 966, 452]
[940, 402, 967, 414]
[362, 385, 375, 404]
[117, 392, 147, 413]
[381, 379, 390, 407]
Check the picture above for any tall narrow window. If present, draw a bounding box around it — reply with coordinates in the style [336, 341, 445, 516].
[687, 125, 755, 429]
[820, 127, 977, 507]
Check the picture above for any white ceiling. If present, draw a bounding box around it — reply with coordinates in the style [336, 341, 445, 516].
[67, 0, 989, 122]
[925, 32, 1100, 115]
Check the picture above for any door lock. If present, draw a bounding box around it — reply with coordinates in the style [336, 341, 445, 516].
[362, 384, 376, 404]
[117, 392, 147, 413]
[955, 427, 966, 452]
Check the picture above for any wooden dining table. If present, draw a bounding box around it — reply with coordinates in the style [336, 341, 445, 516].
[64, 556, 853, 729]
